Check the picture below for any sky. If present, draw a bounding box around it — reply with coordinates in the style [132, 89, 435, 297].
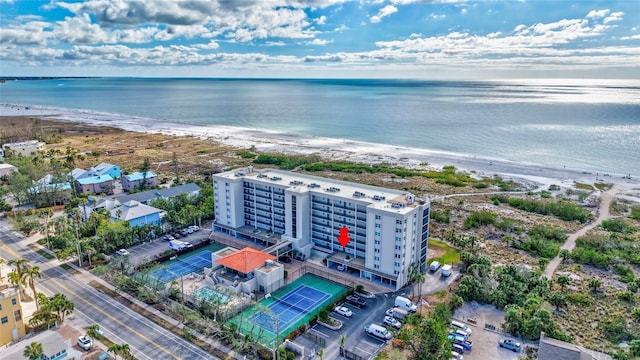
[1, 0, 639, 79]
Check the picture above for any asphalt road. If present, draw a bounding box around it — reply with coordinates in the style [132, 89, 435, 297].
[0, 220, 219, 360]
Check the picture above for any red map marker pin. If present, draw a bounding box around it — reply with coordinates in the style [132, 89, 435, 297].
[338, 227, 351, 248]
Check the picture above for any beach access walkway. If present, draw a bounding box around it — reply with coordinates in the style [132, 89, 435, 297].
[542, 185, 620, 279]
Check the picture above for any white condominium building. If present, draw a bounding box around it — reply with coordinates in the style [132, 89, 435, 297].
[213, 166, 430, 290]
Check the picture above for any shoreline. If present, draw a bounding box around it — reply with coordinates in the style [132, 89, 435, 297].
[2, 103, 639, 192]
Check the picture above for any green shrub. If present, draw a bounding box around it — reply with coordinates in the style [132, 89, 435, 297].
[464, 211, 497, 228]
[565, 293, 594, 306]
[491, 196, 591, 223]
[602, 218, 636, 233]
[430, 210, 450, 223]
[236, 150, 256, 159]
[630, 206, 640, 220]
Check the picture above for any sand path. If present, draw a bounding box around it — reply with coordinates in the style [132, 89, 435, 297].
[542, 185, 619, 279]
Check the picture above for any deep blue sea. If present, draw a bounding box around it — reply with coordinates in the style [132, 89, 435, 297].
[1, 78, 639, 176]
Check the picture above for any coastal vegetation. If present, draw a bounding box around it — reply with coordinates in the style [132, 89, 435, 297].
[492, 194, 592, 223]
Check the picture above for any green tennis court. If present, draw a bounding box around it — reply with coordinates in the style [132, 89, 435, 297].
[230, 274, 349, 348]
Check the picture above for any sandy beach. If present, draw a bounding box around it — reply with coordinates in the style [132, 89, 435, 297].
[2, 103, 639, 194]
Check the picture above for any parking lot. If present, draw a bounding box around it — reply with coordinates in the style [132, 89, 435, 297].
[113, 222, 212, 266]
[292, 292, 397, 359]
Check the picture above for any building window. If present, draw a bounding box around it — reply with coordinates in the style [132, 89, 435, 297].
[375, 215, 381, 220]
[14, 310, 21, 321]
[1, 316, 7, 324]
[11, 298, 17, 305]
[375, 223, 381, 228]
[396, 219, 402, 224]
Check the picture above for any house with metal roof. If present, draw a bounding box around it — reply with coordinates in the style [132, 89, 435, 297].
[538, 332, 613, 360]
[87, 162, 121, 179]
[121, 171, 159, 192]
[116, 183, 201, 205]
[109, 200, 163, 227]
[74, 174, 114, 195]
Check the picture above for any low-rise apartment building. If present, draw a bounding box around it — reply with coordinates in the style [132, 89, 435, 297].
[213, 167, 430, 290]
[0, 282, 25, 346]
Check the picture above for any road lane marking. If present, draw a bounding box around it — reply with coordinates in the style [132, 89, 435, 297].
[1, 239, 182, 360]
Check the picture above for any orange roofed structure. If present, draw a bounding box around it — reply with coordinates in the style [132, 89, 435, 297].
[216, 247, 276, 274]
[210, 247, 284, 294]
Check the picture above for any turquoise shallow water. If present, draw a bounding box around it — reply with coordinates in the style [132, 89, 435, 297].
[1, 78, 638, 175]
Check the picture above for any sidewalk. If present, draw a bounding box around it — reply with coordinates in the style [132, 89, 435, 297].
[16, 225, 244, 360]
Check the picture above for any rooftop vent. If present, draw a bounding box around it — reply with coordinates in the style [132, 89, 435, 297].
[353, 191, 366, 198]
[307, 183, 321, 188]
[270, 176, 282, 181]
[257, 174, 267, 178]
[326, 187, 341, 193]
[372, 195, 386, 201]
[289, 180, 304, 186]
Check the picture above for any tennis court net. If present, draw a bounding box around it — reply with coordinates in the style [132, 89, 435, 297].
[270, 296, 311, 314]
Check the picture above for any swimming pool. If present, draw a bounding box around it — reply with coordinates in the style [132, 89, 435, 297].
[194, 286, 230, 303]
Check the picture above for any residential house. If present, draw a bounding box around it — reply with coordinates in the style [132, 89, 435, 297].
[206, 247, 284, 295]
[122, 171, 159, 192]
[109, 200, 163, 227]
[69, 168, 89, 181]
[0, 329, 81, 360]
[538, 332, 613, 360]
[116, 183, 201, 205]
[74, 174, 114, 195]
[87, 162, 121, 179]
[1, 140, 45, 157]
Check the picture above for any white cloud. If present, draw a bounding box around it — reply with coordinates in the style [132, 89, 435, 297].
[460, 8, 467, 15]
[603, 11, 624, 24]
[370, 5, 398, 24]
[317, 15, 327, 25]
[307, 38, 332, 45]
[430, 13, 446, 20]
[265, 41, 285, 46]
[586, 9, 610, 19]
[513, 24, 526, 32]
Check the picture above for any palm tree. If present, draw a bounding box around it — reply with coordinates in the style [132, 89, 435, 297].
[8, 258, 29, 300]
[588, 278, 602, 293]
[87, 324, 102, 341]
[23, 341, 44, 360]
[24, 266, 42, 309]
[556, 275, 570, 291]
[316, 348, 324, 360]
[340, 334, 346, 357]
[108, 343, 122, 360]
[48, 293, 74, 325]
[38, 208, 54, 249]
[416, 271, 426, 300]
[119, 343, 131, 359]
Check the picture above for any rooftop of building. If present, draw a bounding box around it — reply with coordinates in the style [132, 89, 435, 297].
[215, 247, 276, 274]
[76, 174, 113, 185]
[114, 183, 201, 204]
[124, 171, 157, 181]
[216, 167, 428, 213]
[109, 200, 162, 221]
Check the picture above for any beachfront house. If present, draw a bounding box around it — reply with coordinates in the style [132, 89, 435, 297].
[213, 166, 430, 291]
[87, 162, 121, 179]
[1, 140, 45, 158]
[109, 200, 163, 227]
[206, 247, 284, 295]
[74, 174, 114, 195]
[122, 171, 159, 192]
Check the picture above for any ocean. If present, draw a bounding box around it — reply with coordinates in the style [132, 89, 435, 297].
[1, 78, 639, 176]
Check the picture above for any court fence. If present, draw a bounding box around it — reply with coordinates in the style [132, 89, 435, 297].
[302, 329, 327, 347]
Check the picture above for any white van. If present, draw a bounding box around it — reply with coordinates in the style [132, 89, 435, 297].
[365, 324, 392, 340]
[395, 296, 418, 313]
[429, 261, 441, 272]
[451, 320, 473, 334]
[441, 264, 452, 277]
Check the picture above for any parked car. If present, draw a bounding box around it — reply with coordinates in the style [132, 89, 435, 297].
[116, 249, 130, 256]
[278, 255, 292, 263]
[163, 235, 176, 242]
[189, 225, 200, 232]
[346, 294, 367, 308]
[429, 260, 441, 272]
[77, 335, 92, 351]
[383, 316, 402, 329]
[333, 306, 353, 318]
[181, 228, 191, 236]
[450, 350, 463, 360]
[499, 339, 521, 352]
[451, 320, 473, 334]
[385, 308, 394, 317]
[173, 232, 183, 238]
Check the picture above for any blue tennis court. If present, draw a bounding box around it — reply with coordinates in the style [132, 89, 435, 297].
[151, 251, 212, 283]
[249, 285, 330, 333]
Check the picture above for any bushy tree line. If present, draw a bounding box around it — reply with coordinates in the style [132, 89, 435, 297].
[396, 303, 452, 360]
[492, 195, 592, 223]
[511, 224, 567, 259]
[571, 234, 640, 268]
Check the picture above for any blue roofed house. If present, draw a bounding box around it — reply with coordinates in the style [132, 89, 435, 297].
[122, 171, 159, 192]
[88, 162, 121, 179]
[75, 174, 114, 195]
[70, 167, 89, 180]
[110, 200, 163, 227]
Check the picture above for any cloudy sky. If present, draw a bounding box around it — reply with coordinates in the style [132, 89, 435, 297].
[1, 0, 639, 78]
